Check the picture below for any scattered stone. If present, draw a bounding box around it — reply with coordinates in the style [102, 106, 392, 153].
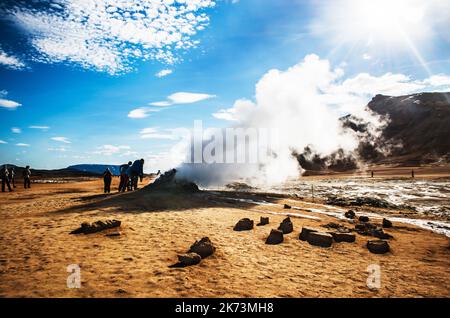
[359, 216, 370, 223]
[331, 232, 356, 243]
[284, 204, 292, 209]
[367, 240, 390, 254]
[307, 232, 333, 248]
[105, 232, 121, 237]
[177, 253, 202, 266]
[233, 218, 254, 231]
[345, 210, 356, 219]
[299, 227, 319, 241]
[123, 257, 133, 261]
[188, 237, 216, 258]
[257, 217, 270, 226]
[321, 222, 351, 233]
[265, 229, 284, 245]
[355, 223, 393, 239]
[277, 217, 293, 234]
[382, 218, 393, 228]
[327, 196, 398, 209]
[70, 220, 121, 235]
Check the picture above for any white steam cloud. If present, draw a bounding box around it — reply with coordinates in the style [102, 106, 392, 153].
[174, 54, 450, 187]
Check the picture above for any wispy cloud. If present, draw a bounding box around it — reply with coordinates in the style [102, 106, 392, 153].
[29, 125, 50, 130]
[11, 127, 21, 134]
[0, 47, 26, 70]
[150, 92, 216, 107]
[155, 69, 173, 78]
[94, 144, 130, 156]
[0, 91, 22, 110]
[140, 127, 177, 140]
[128, 107, 160, 119]
[8, 0, 216, 75]
[0, 140, 7, 144]
[16, 143, 30, 147]
[51, 136, 71, 144]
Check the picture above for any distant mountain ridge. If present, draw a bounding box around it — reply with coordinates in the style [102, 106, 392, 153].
[67, 164, 121, 176]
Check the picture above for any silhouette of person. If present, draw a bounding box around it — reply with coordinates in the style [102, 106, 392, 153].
[1, 165, 12, 192]
[103, 168, 113, 193]
[23, 166, 31, 189]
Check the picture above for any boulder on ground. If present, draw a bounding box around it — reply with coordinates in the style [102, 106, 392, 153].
[355, 223, 393, 239]
[345, 210, 356, 219]
[278, 217, 293, 234]
[284, 204, 292, 209]
[373, 229, 394, 240]
[382, 218, 393, 228]
[188, 237, 216, 258]
[265, 229, 284, 245]
[70, 219, 121, 234]
[299, 227, 319, 241]
[177, 253, 202, 266]
[233, 218, 254, 231]
[359, 216, 370, 223]
[307, 232, 333, 248]
[367, 240, 390, 254]
[257, 217, 269, 226]
[331, 232, 356, 243]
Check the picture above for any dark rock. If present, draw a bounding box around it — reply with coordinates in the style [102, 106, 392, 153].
[321, 222, 351, 233]
[277, 217, 293, 234]
[257, 217, 269, 226]
[382, 218, 393, 228]
[177, 253, 202, 266]
[367, 240, 390, 254]
[70, 219, 121, 234]
[105, 232, 121, 237]
[283, 204, 292, 209]
[373, 229, 394, 240]
[345, 210, 356, 219]
[299, 227, 319, 241]
[265, 229, 284, 245]
[359, 216, 370, 223]
[233, 218, 254, 231]
[327, 196, 398, 209]
[331, 232, 356, 243]
[188, 237, 215, 258]
[307, 232, 333, 248]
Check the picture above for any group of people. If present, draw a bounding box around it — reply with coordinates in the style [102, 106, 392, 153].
[1, 165, 32, 192]
[102, 159, 145, 194]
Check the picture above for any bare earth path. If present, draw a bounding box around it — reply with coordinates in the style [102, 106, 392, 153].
[0, 178, 449, 298]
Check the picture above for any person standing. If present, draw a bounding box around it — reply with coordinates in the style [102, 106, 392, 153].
[9, 167, 16, 188]
[1, 165, 13, 192]
[103, 168, 113, 193]
[129, 159, 145, 191]
[23, 165, 31, 189]
[118, 161, 131, 192]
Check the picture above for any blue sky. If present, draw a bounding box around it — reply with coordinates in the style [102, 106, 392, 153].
[1, 0, 449, 171]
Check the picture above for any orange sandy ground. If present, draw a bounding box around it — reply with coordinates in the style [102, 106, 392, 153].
[0, 176, 449, 298]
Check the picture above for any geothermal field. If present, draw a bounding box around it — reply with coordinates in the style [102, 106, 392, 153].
[0, 165, 449, 298]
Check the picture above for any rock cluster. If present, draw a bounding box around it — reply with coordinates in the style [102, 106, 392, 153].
[355, 222, 393, 240]
[70, 220, 121, 235]
[327, 196, 398, 209]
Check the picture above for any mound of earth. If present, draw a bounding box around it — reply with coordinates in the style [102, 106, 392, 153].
[144, 169, 200, 193]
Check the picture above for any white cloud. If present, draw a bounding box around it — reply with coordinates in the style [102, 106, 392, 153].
[155, 69, 173, 78]
[0, 48, 26, 70]
[168, 92, 216, 104]
[51, 136, 71, 144]
[16, 143, 30, 147]
[362, 54, 372, 60]
[149, 101, 172, 107]
[29, 125, 50, 130]
[0, 98, 22, 109]
[128, 107, 160, 119]
[140, 127, 178, 140]
[0, 140, 7, 144]
[94, 144, 130, 156]
[11, 127, 21, 134]
[48, 147, 69, 152]
[9, 0, 216, 75]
